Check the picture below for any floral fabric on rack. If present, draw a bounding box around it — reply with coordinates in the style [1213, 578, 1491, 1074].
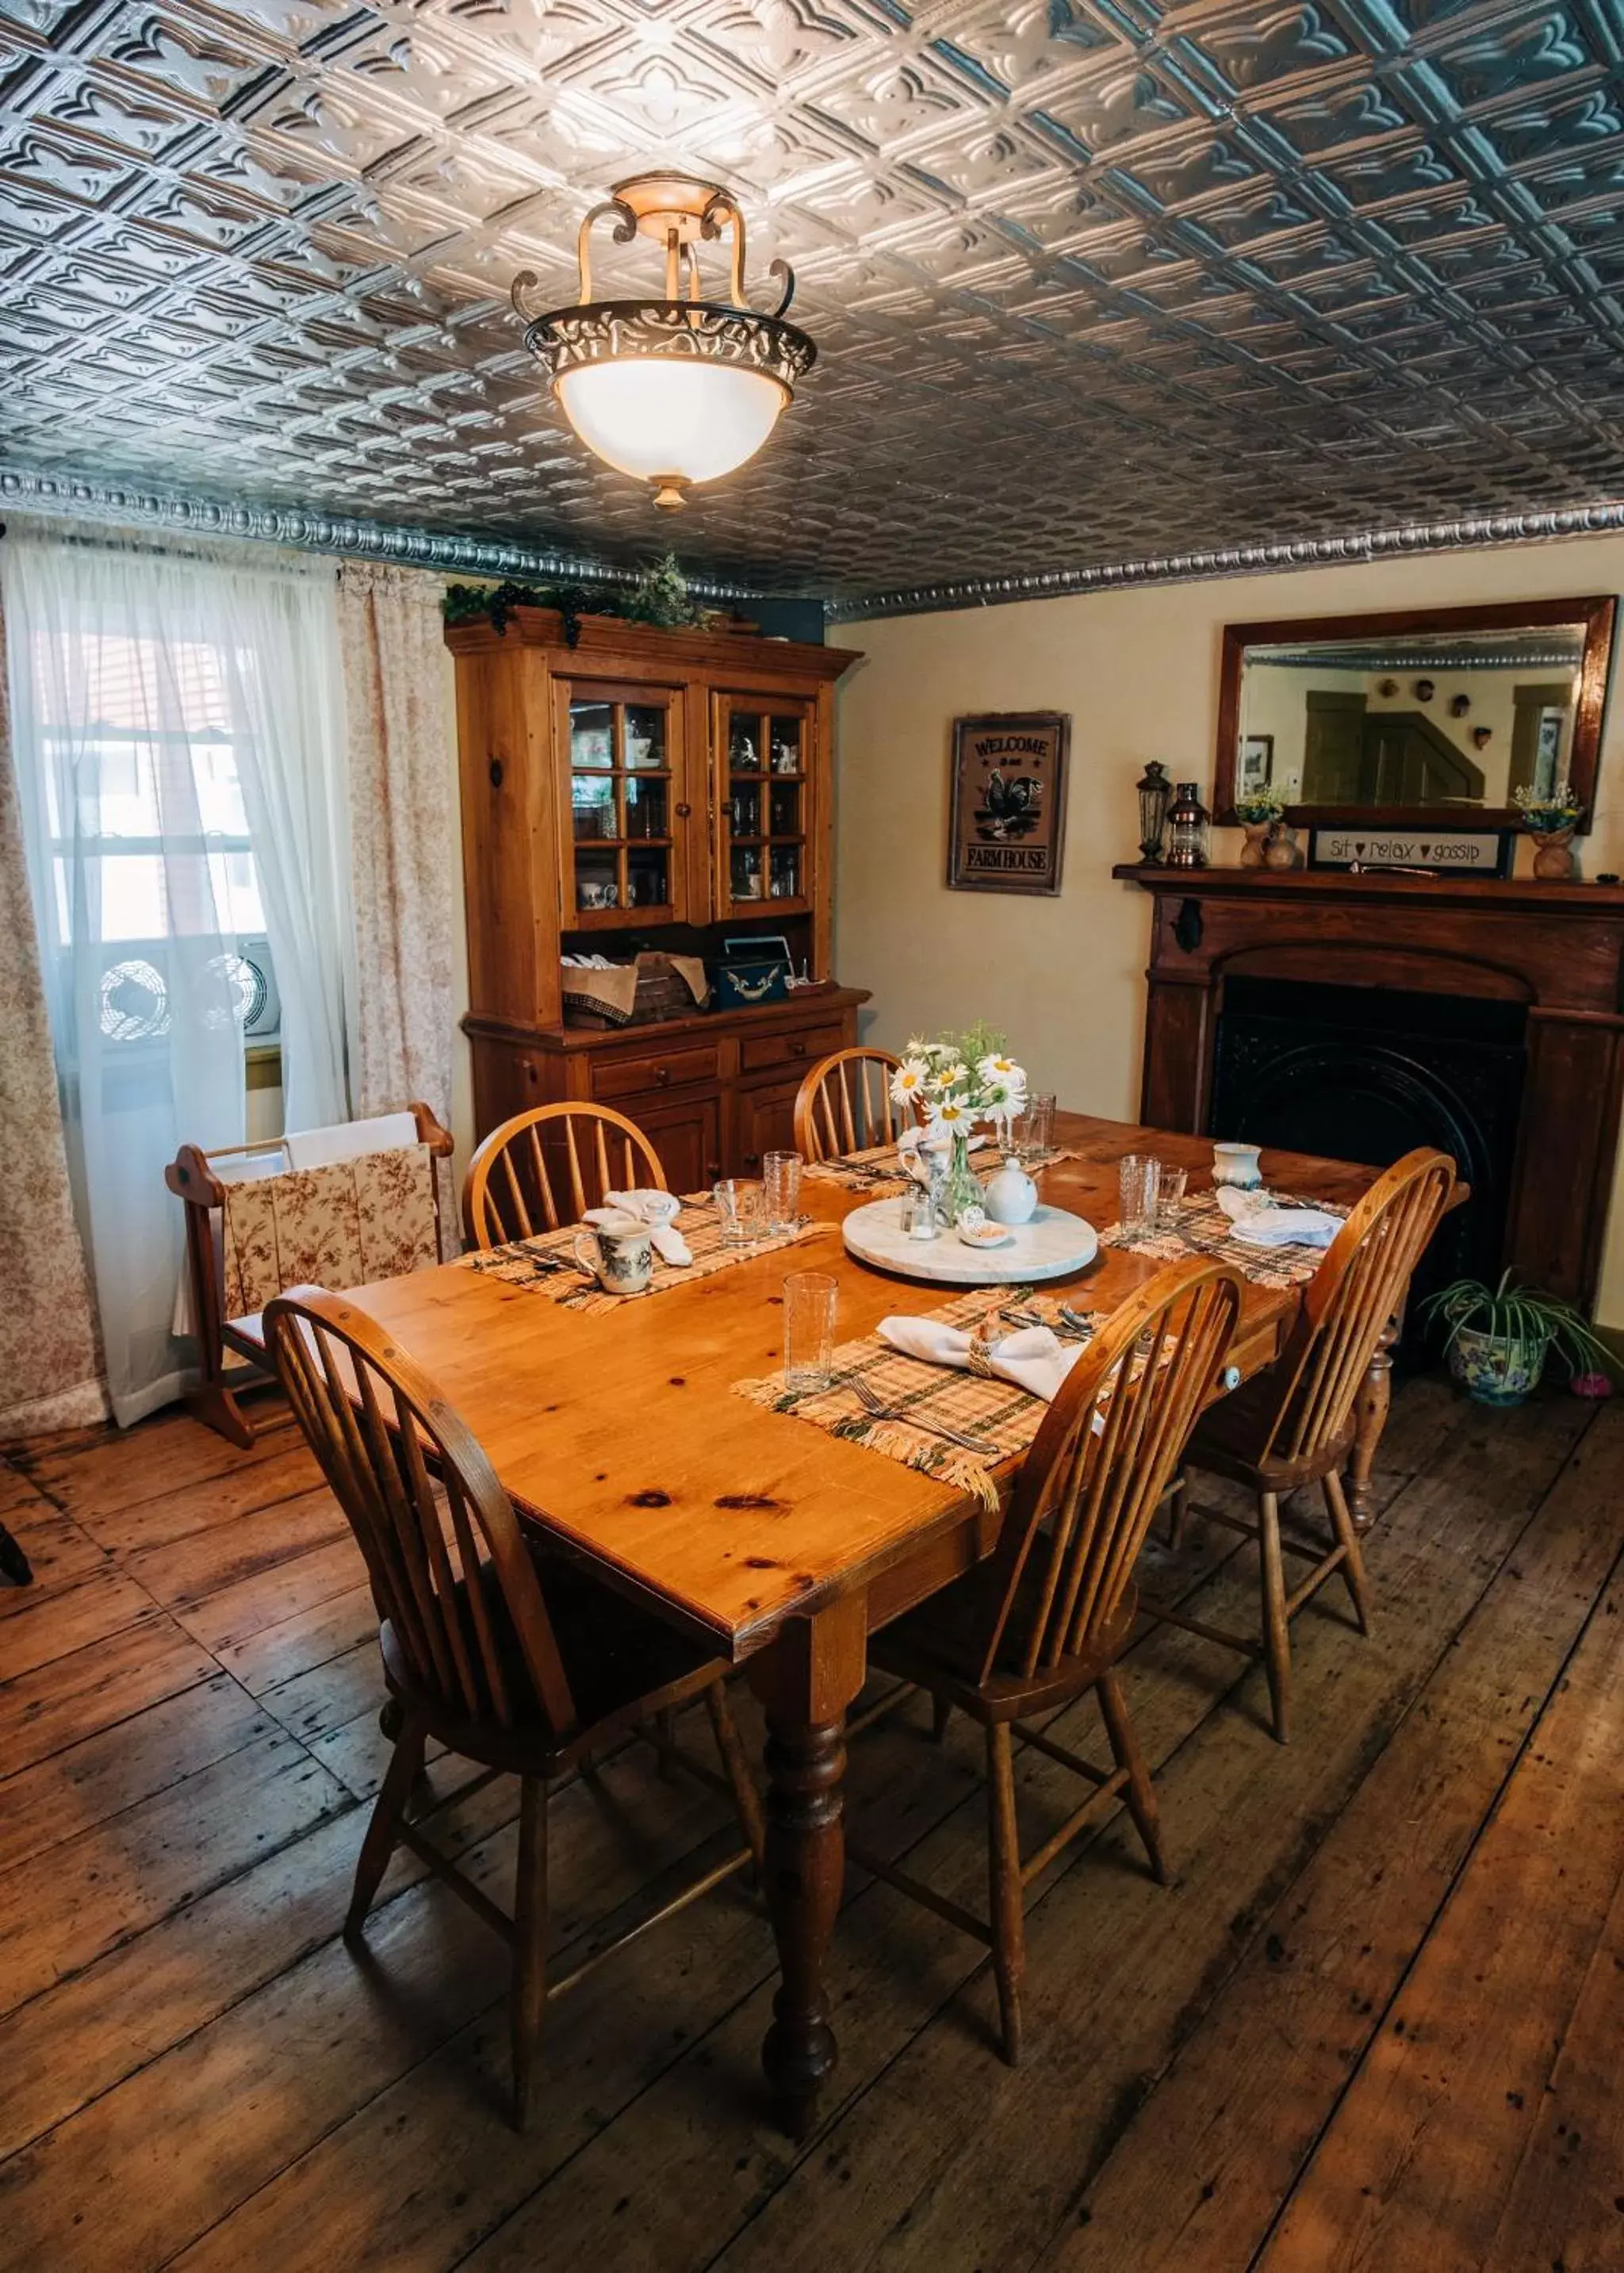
[221, 1146, 439, 1319]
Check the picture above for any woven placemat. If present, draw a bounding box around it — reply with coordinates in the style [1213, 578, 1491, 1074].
[803, 1142, 1082, 1200]
[459, 1192, 823, 1314]
[1099, 1188, 1345, 1290]
[733, 1286, 1102, 1507]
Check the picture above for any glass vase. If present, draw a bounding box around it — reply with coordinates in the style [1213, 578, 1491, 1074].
[937, 1127, 981, 1226]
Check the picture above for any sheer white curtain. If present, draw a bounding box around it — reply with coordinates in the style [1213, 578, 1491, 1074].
[225, 572, 350, 1133]
[4, 531, 350, 1424]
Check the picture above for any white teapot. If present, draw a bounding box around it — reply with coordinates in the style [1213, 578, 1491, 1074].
[982, 1155, 1038, 1226]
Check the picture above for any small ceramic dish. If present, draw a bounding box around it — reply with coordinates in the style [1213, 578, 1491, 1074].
[957, 1221, 1015, 1251]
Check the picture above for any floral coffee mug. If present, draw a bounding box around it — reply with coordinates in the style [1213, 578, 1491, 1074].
[573, 1213, 653, 1294]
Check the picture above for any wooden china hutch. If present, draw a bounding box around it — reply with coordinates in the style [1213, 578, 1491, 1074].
[447, 604, 864, 1189]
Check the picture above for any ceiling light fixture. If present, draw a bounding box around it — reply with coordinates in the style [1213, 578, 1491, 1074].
[511, 174, 815, 512]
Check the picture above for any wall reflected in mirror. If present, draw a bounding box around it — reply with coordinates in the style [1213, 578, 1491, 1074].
[1239, 630, 1581, 810]
[1215, 599, 1614, 830]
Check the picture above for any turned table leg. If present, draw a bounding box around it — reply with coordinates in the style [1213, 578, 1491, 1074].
[747, 1596, 866, 2141]
[1346, 1315, 1398, 1535]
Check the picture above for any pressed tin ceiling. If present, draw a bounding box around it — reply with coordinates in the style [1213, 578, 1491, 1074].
[6, 0, 1624, 611]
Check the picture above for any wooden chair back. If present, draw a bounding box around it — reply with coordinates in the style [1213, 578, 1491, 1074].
[1257, 1147, 1454, 1466]
[793, 1048, 906, 1163]
[463, 1104, 668, 1249]
[265, 1287, 579, 1738]
[977, 1257, 1244, 1683]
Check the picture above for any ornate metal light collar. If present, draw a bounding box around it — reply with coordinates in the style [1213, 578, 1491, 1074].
[511, 174, 815, 513]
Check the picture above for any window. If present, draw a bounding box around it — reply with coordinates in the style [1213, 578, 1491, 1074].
[33, 627, 277, 1044]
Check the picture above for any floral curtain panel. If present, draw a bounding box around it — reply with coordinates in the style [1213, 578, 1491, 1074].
[0, 604, 106, 1439]
[336, 562, 457, 1241]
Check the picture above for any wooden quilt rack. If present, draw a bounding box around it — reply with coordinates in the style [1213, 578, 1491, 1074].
[167, 1102, 454, 1447]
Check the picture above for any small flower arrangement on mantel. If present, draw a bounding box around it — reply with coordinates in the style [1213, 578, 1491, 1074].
[1232, 785, 1287, 868]
[892, 1025, 1027, 1225]
[1512, 782, 1584, 880]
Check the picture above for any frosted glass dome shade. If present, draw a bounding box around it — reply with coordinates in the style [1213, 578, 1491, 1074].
[556, 358, 789, 491]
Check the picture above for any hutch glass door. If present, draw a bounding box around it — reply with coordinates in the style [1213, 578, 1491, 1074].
[714, 692, 814, 920]
[561, 680, 685, 926]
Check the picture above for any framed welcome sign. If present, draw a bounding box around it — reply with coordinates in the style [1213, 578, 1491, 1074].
[947, 711, 1070, 895]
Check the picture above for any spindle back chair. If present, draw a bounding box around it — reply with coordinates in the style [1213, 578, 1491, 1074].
[858, 1255, 1243, 2062]
[793, 1047, 906, 1163]
[463, 1102, 668, 1250]
[263, 1286, 764, 2129]
[1151, 1146, 1455, 1742]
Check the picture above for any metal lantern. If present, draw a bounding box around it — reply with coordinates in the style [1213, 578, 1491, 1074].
[1164, 781, 1211, 869]
[1136, 761, 1173, 863]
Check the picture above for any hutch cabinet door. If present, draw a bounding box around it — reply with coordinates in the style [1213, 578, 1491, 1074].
[631, 1093, 725, 1193]
[557, 678, 691, 928]
[734, 1078, 802, 1173]
[711, 692, 818, 923]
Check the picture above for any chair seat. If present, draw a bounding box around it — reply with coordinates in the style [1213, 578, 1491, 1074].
[1185, 1371, 1354, 1492]
[382, 1539, 727, 1775]
[871, 1564, 1139, 1723]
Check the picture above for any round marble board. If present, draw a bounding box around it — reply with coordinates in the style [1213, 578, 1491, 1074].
[841, 1198, 1100, 1287]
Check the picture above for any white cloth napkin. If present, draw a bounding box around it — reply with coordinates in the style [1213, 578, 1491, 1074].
[586, 1190, 692, 1267]
[1214, 1186, 1342, 1249]
[877, 1316, 1086, 1402]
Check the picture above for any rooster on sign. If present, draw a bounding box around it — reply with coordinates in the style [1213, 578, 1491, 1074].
[974, 768, 1043, 840]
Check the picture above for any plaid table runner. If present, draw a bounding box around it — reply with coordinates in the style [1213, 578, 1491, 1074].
[733, 1286, 1103, 1508]
[1099, 1188, 1346, 1290]
[803, 1142, 1082, 1199]
[459, 1191, 823, 1314]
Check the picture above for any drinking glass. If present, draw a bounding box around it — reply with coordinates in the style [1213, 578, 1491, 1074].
[1118, 1153, 1161, 1236]
[1156, 1163, 1189, 1230]
[783, 1272, 838, 1392]
[1017, 1092, 1056, 1164]
[762, 1150, 802, 1232]
[713, 1179, 766, 1246]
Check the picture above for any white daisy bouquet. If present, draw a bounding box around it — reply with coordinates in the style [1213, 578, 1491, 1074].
[890, 1022, 1028, 1134]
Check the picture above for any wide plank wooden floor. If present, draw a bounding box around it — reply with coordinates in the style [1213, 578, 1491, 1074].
[0, 1378, 1620, 2272]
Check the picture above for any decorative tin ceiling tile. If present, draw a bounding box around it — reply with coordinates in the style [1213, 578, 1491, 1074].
[3, 0, 1624, 604]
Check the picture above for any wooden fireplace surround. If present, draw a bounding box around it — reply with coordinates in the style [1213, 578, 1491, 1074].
[1113, 865, 1624, 1312]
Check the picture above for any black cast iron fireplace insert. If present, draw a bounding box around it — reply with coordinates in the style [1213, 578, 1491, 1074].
[1208, 976, 1527, 1359]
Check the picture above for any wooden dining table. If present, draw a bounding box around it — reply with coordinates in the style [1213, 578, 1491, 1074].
[235, 1112, 1386, 2138]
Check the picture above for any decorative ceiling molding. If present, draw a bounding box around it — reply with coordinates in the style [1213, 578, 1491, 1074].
[826, 502, 1624, 623]
[9, 2, 1624, 600]
[0, 461, 753, 597]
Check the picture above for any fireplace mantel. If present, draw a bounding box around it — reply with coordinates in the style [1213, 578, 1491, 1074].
[1112, 864, 1624, 1307]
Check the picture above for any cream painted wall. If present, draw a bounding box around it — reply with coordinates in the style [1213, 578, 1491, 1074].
[829, 535, 1624, 1324]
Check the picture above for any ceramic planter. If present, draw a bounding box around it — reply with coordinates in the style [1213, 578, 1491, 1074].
[1447, 1323, 1550, 1406]
[1529, 825, 1577, 881]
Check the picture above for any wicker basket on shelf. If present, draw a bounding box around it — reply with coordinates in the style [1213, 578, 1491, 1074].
[561, 952, 711, 1029]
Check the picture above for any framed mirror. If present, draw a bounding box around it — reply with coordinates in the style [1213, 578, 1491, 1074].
[1215, 596, 1616, 832]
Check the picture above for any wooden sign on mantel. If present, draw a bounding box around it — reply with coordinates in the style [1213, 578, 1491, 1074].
[947, 711, 1070, 895]
[1310, 827, 1512, 876]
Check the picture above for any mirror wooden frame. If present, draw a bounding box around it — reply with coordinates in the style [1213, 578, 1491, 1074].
[1214, 595, 1617, 833]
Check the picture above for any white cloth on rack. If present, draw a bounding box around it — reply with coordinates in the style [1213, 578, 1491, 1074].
[877, 1316, 1085, 1401]
[285, 1112, 417, 1171]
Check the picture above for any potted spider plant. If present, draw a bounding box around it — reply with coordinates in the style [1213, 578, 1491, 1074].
[1422, 1269, 1614, 1406]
